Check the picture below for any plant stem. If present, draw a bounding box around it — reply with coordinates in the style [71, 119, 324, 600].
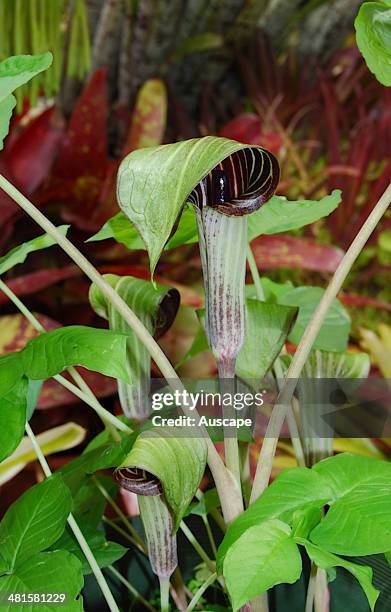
[247, 244, 265, 301]
[107, 565, 156, 612]
[0, 175, 242, 525]
[103, 516, 145, 552]
[250, 182, 391, 503]
[273, 357, 305, 468]
[93, 476, 145, 551]
[24, 423, 120, 612]
[180, 521, 216, 574]
[0, 278, 130, 436]
[159, 576, 170, 612]
[186, 572, 217, 612]
[305, 564, 317, 612]
[202, 515, 218, 558]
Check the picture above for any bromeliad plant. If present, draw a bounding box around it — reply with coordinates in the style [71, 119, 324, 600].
[0, 38, 391, 612]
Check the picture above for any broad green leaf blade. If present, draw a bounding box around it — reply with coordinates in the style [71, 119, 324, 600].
[0, 52, 53, 101]
[310, 453, 391, 555]
[355, 2, 391, 86]
[298, 539, 379, 611]
[217, 466, 332, 572]
[0, 94, 16, 150]
[279, 286, 351, 352]
[116, 427, 207, 531]
[0, 475, 72, 570]
[0, 423, 86, 486]
[0, 326, 131, 392]
[71, 475, 117, 528]
[52, 525, 127, 575]
[0, 550, 83, 611]
[0, 226, 69, 275]
[248, 190, 342, 239]
[223, 519, 302, 610]
[236, 300, 297, 382]
[88, 207, 198, 251]
[117, 136, 277, 273]
[89, 274, 179, 419]
[0, 377, 28, 463]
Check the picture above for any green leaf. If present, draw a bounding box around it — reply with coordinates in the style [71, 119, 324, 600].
[217, 466, 332, 572]
[279, 286, 351, 351]
[0, 226, 69, 275]
[97, 191, 342, 258]
[310, 453, 391, 555]
[291, 505, 322, 539]
[117, 136, 259, 273]
[223, 519, 302, 610]
[0, 550, 83, 611]
[0, 94, 16, 150]
[71, 476, 117, 528]
[248, 190, 341, 239]
[0, 52, 53, 101]
[0, 326, 131, 395]
[0, 475, 72, 571]
[52, 525, 127, 575]
[245, 279, 294, 302]
[26, 378, 43, 420]
[297, 539, 379, 611]
[59, 433, 137, 492]
[236, 300, 297, 381]
[185, 488, 220, 517]
[0, 377, 28, 463]
[355, 2, 391, 86]
[117, 427, 207, 531]
[88, 207, 198, 252]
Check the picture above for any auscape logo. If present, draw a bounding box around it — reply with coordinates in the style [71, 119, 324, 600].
[151, 414, 252, 429]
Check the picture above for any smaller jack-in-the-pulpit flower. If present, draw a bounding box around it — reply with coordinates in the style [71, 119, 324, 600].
[89, 274, 179, 422]
[279, 349, 370, 465]
[114, 428, 207, 603]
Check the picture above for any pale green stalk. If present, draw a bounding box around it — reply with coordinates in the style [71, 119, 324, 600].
[24, 423, 120, 612]
[159, 576, 170, 612]
[186, 572, 217, 612]
[247, 244, 265, 300]
[179, 522, 216, 574]
[107, 565, 156, 612]
[0, 278, 130, 435]
[102, 516, 144, 553]
[0, 175, 242, 525]
[250, 182, 391, 503]
[93, 476, 145, 551]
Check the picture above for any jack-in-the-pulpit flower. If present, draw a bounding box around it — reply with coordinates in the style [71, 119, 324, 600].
[89, 274, 179, 421]
[188, 147, 279, 377]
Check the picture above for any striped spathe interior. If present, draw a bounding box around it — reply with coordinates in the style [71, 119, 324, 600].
[188, 147, 279, 215]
